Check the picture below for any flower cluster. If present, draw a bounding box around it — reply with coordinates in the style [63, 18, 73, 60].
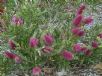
[11, 15, 24, 26]
[72, 3, 93, 37]
[1, 2, 102, 76]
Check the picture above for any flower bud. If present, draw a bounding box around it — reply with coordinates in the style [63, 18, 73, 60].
[12, 15, 24, 25]
[92, 41, 99, 48]
[29, 37, 38, 48]
[82, 16, 93, 24]
[72, 15, 83, 27]
[76, 3, 85, 15]
[43, 33, 54, 46]
[72, 27, 85, 37]
[32, 66, 41, 76]
[84, 49, 92, 56]
[42, 46, 53, 54]
[14, 55, 22, 64]
[3, 51, 16, 59]
[8, 40, 16, 50]
[61, 50, 73, 61]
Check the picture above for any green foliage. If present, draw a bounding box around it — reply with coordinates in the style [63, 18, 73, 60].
[0, 0, 102, 75]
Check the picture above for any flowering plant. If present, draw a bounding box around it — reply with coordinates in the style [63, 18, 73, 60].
[0, 0, 102, 75]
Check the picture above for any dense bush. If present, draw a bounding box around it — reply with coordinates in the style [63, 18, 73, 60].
[0, 0, 102, 75]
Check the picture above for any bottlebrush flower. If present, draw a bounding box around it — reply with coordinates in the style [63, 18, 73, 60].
[72, 27, 85, 37]
[42, 46, 53, 54]
[92, 41, 99, 48]
[14, 55, 22, 64]
[32, 66, 41, 76]
[84, 49, 92, 56]
[12, 15, 24, 25]
[73, 43, 86, 52]
[8, 40, 16, 50]
[17, 17, 24, 25]
[3, 51, 22, 63]
[76, 3, 85, 15]
[43, 33, 54, 45]
[72, 15, 83, 27]
[29, 37, 38, 48]
[82, 16, 93, 24]
[3, 51, 16, 59]
[98, 33, 102, 39]
[62, 50, 73, 61]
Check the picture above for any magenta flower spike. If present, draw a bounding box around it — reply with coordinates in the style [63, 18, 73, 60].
[62, 50, 73, 61]
[84, 49, 92, 56]
[82, 16, 93, 24]
[14, 55, 22, 64]
[72, 27, 85, 37]
[43, 33, 54, 46]
[17, 17, 24, 25]
[12, 15, 23, 25]
[3, 51, 16, 59]
[32, 66, 41, 76]
[72, 15, 83, 27]
[42, 46, 53, 54]
[76, 3, 85, 15]
[29, 37, 38, 48]
[12, 15, 18, 24]
[8, 40, 16, 50]
[73, 43, 82, 52]
[73, 43, 87, 53]
[92, 41, 99, 48]
[3, 51, 22, 63]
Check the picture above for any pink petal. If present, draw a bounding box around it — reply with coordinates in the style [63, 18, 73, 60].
[92, 41, 99, 48]
[72, 15, 83, 27]
[14, 55, 22, 64]
[43, 33, 54, 45]
[76, 3, 86, 15]
[32, 66, 41, 76]
[42, 46, 53, 54]
[29, 37, 38, 48]
[82, 16, 93, 24]
[62, 50, 73, 61]
[3, 51, 16, 59]
[8, 40, 16, 50]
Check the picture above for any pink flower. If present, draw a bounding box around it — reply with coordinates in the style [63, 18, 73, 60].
[81, 47, 88, 52]
[76, 3, 85, 15]
[12, 15, 23, 25]
[43, 33, 54, 45]
[73, 43, 87, 53]
[14, 55, 22, 64]
[72, 15, 83, 27]
[82, 16, 93, 24]
[84, 49, 92, 56]
[8, 40, 16, 50]
[42, 46, 53, 54]
[73, 43, 82, 52]
[3, 51, 16, 59]
[92, 41, 99, 48]
[29, 37, 38, 48]
[62, 50, 73, 61]
[17, 17, 24, 25]
[32, 66, 41, 76]
[72, 27, 85, 37]
[98, 33, 102, 39]
[3, 51, 22, 63]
